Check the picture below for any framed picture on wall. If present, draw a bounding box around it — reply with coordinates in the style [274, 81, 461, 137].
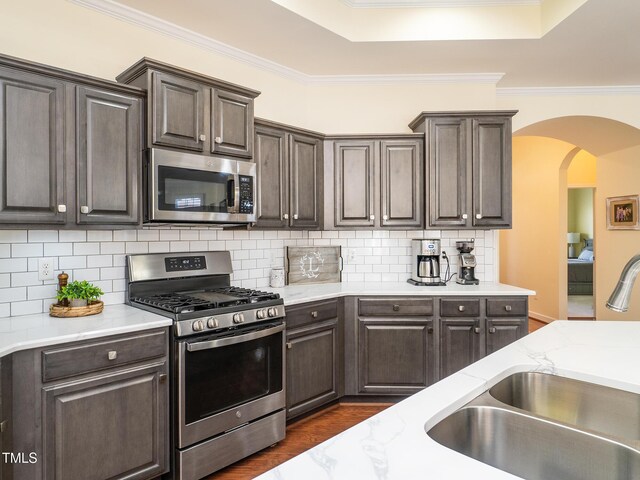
[606, 195, 640, 230]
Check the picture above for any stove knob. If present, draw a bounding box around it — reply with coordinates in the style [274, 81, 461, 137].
[207, 317, 219, 329]
[233, 313, 245, 324]
[267, 307, 278, 318]
[256, 309, 266, 319]
[192, 320, 205, 332]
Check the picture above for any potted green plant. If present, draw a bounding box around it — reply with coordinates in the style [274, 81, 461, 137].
[56, 280, 104, 307]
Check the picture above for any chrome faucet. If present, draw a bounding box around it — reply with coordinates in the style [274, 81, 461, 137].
[606, 254, 640, 312]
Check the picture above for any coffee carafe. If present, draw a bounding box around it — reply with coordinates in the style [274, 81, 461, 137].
[408, 239, 445, 286]
[455, 240, 479, 285]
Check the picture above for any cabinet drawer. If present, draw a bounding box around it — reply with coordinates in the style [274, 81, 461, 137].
[359, 298, 433, 317]
[42, 329, 167, 382]
[486, 298, 528, 317]
[440, 299, 480, 317]
[286, 299, 338, 329]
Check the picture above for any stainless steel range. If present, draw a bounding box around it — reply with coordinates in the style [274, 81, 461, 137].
[126, 251, 286, 480]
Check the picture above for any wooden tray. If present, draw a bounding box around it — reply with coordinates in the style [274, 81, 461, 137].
[49, 301, 104, 318]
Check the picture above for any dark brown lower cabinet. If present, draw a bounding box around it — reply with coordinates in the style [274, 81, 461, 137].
[486, 318, 528, 355]
[358, 318, 435, 394]
[439, 318, 482, 379]
[285, 299, 342, 420]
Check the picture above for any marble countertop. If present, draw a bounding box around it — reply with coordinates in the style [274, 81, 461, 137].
[256, 321, 640, 480]
[0, 304, 172, 358]
[271, 281, 535, 306]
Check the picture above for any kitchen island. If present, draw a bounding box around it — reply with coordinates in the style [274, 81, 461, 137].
[256, 320, 640, 480]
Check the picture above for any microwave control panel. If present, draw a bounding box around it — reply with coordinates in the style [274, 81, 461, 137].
[239, 175, 254, 214]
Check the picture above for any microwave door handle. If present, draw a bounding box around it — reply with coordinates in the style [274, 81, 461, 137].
[227, 174, 239, 214]
[186, 323, 285, 352]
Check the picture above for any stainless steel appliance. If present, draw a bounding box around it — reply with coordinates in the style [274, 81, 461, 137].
[456, 240, 479, 285]
[408, 239, 445, 286]
[145, 148, 256, 224]
[126, 251, 285, 480]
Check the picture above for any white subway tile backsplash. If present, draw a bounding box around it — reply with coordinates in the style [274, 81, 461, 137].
[159, 230, 180, 241]
[180, 230, 199, 241]
[87, 255, 113, 268]
[0, 230, 28, 243]
[101, 267, 125, 280]
[241, 240, 257, 250]
[28, 230, 58, 243]
[102, 291, 125, 305]
[88, 231, 113, 242]
[114, 230, 137, 242]
[113, 255, 126, 267]
[72, 269, 101, 282]
[198, 230, 218, 240]
[0, 274, 10, 288]
[112, 279, 127, 292]
[28, 284, 57, 300]
[11, 300, 43, 316]
[137, 230, 159, 242]
[207, 240, 226, 251]
[170, 241, 189, 252]
[101, 242, 125, 255]
[0, 287, 27, 303]
[44, 243, 73, 256]
[189, 241, 208, 251]
[225, 240, 242, 250]
[12, 243, 43, 258]
[59, 231, 87, 243]
[11, 272, 40, 287]
[59, 256, 87, 270]
[74, 242, 100, 255]
[0, 258, 28, 274]
[0, 245, 10, 258]
[148, 242, 170, 253]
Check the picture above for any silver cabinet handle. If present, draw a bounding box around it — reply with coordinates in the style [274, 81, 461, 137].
[107, 350, 117, 360]
[214, 136, 222, 144]
[310, 311, 318, 318]
[383, 214, 388, 221]
[283, 213, 289, 220]
[80, 205, 89, 214]
[369, 214, 375, 220]
[293, 214, 298, 220]
[57, 204, 67, 213]
[159, 374, 167, 383]
[462, 213, 468, 220]
[199, 134, 206, 142]
[505, 305, 512, 312]
[286, 342, 292, 349]
[458, 305, 466, 312]
[489, 327, 497, 334]
[476, 213, 482, 219]
[474, 327, 481, 334]
[393, 304, 400, 311]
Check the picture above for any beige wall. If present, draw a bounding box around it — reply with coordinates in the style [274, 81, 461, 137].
[500, 137, 577, 322]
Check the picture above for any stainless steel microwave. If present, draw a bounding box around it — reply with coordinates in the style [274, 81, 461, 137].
[145, 148, 256, 224]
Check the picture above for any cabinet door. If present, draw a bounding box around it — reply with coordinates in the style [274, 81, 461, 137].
[0, 69, 66, 224]
[428, 118, 468, 227]
[486, 318, 527, 355]
[211, 89, 253, 158]
[334, 140, 376, 227]
[42, 362, 168, 480]
[380, 139, 423, 228]
[286, 319, 340, 419]
[152, 72, 205, 151]
[439, 319, 481, 379]
[358, 318, 434, 394]
[255, 125, 288, 228]
[76, 87, 140, 225]
[289, 133, 321, 229]
[472, 116, 512, 228]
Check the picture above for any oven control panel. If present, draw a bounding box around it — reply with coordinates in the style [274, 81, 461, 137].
[165, 256, 207, 272]
[176, 304, 286, 337]
[238, 175, 254, 214]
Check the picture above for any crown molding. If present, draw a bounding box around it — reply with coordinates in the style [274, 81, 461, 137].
[69, 0, 505, 87]
[497, 85, 640, 96]
[340, 0, 540, 7]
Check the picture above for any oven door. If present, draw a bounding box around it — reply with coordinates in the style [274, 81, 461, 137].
[148, 148, 256, 223]
[176, 321, 285, 448]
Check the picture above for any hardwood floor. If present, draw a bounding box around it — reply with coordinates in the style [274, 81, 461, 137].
[207, 403, 390, 479]
[528, 317, 547, 333]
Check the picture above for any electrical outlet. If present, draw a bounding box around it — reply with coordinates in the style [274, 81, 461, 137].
[38, 257, 54, 281]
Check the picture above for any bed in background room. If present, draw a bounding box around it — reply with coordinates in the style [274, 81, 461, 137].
[568, 239, 594, 295]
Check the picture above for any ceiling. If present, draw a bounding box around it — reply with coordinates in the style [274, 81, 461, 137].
[85, 0, 640, 87]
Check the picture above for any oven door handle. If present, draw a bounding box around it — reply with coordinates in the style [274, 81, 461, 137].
[186, 323, 285, 352]
[226, 173, 240, 214]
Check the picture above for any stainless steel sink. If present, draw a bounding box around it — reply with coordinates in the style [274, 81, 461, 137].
[427, 373, 640, 480]
[428, 405, 640, 480]
[490, 372, 640, 442]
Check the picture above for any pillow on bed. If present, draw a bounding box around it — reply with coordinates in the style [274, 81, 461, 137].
[578, 249, 594, 261]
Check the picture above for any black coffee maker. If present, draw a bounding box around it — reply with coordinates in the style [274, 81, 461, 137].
[455, 240, 479, 285]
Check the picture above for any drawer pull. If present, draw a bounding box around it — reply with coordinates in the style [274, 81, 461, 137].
[489, 327, 497, 334]
[505, 305, 512, 312]
[107, 350, 117, 360]
[393, 304, 400, 312]
[159, 374, 167, 383]
[286, 342, 292, 349]
[310, 311, 318, 318]
[458, 305, 466, 312]
[199, 134, 206, 142]
[427, 327, 434, 334]
[474, 327, 480, 334]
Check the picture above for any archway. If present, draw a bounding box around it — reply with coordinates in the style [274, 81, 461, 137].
[499, 116, 640, 323]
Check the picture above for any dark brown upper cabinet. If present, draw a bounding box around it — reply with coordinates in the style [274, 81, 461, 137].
[254, 119, 323, 229]
[409, 111, 517, 229]
[0, 54, 144, 227]
[329, 135, 423, 229]
[117, 58, 259, 159]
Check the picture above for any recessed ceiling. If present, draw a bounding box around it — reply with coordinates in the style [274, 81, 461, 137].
[74, 0, 640, 87]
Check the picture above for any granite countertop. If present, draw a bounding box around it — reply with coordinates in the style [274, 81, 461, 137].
[271, 281, 535, 306]
[0, 304, 172, 358]
[256, 320, 640, 480]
